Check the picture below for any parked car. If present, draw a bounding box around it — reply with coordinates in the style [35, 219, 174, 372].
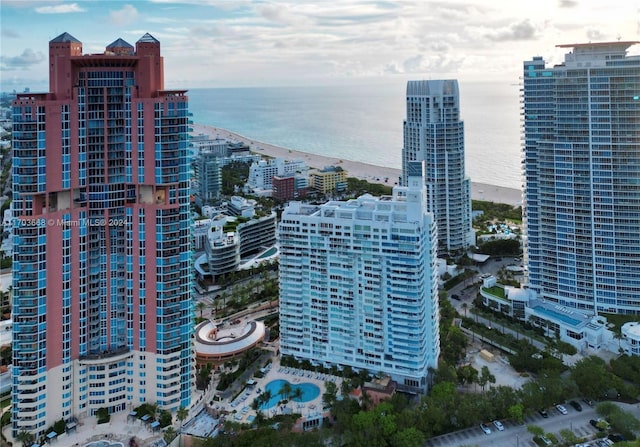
[539, 436, 552, 446]
[569, 400, 582, 411]
[494, 257, 503, 261]
[609, 433, 626, 443]
[538, 408, 549, 418]
[451, 294, 460, 300]
[492, 420, 504, 431]
[583, 397, 594, 406]
[480, 423, 492, 435]
[555, 404, 568, 415]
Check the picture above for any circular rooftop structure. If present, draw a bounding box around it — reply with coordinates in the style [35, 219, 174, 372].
[194, 319, 266, 365]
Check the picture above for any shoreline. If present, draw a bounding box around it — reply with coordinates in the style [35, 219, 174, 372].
[191, 124, 523, 206]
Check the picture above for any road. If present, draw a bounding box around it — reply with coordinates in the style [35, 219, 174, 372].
[425, 404, 605, 447]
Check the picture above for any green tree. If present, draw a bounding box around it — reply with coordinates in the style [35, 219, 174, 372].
[163, 426, 177, 444]
[391, 427, 424, 447]
[291, 387, 303, 402]
[279, 381, 292, 401]
[323, 380, 338, 407]
[527, 424, 544, 437]
[478, 366, 496, 392]
[16, 431, 35, 447]
[559, 428, 579, 445]
[158, 409, 172, 427]
[571, 355, 611, 399]
[176, 406, 188, 431]
[197, 301, 205, 317]
[508, 403, 524, 424]
[456, 364, 478, 388]
[518, 381, 545, 412]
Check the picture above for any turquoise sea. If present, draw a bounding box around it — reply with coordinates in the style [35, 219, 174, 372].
[188, 81, 522, 190]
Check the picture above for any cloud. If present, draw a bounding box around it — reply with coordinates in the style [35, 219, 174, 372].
[559, 0, 578, 7]
[110, 4, 139, 26]
[35, 3, 85, 14]
[0, 49, 45, 70]
[1, 29, 20, 38]
[485, 19, 536, 41]
[256, 3, 311, 27]
[403, 54, 423, 72]
[586, 29, 606, 40]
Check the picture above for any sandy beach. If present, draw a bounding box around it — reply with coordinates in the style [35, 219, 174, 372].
[192, 124, 522, 206]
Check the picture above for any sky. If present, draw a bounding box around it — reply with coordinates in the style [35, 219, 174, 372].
[1, 0, 639, 91]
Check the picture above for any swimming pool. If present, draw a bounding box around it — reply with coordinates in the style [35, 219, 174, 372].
[260, 379, 320, 409]
[85, 442, 124, 447]
[256, 246, 278, 259]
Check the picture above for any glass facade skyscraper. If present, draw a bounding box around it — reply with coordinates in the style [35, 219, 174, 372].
[522, 42, 640, 314]
[402, 80, 474, 253]
[11, 33, 192, 436]
[279, 162, 440, 393]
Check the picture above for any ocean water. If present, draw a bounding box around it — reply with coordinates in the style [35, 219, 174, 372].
[188, 81, 522, 190]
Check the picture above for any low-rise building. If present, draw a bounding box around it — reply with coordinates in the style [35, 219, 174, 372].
[620, 322, 640, 355]
[247, 158, 309, 195]
[309, 166, 347, 194]
[273, 173, 308, 201]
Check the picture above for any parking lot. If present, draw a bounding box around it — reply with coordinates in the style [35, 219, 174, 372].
[425, 405, 602, 447]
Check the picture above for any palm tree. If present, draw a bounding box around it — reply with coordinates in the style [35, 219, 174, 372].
[262, 389, 272, 406]
[279, 382, 292, 401]
[16, 431, 34, 447]
[197, 301, 205, 318]
[147, 402, 159, 420]
[163, 426, 177, 444]
[176, 406, 188, 432]
[292, 387, 303, 402]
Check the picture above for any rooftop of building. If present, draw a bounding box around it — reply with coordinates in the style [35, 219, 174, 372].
[107, 38, 134, 49]
[49, 32, 160, 47]
[556, 41, 639, 49]
[50, 32, 80, 43]
[528, 298, 605, 331]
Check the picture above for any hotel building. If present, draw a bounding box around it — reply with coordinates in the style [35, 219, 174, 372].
[279, 162, 440, 393]
[11, 33, 192, 436]
[402, 80, 474, 253]
[522, 42, 640, 315]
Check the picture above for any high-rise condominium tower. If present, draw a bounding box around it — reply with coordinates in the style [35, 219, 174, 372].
[279, 162, 440, 393]
[402, 80, 474, 254]
[522, 41, 640, 314]
[11, 33, 192, 436]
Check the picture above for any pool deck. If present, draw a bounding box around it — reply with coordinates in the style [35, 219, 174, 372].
[2, 350, 339, 445]
[29, 411, 167, 447]
[213, 355, 342, 424]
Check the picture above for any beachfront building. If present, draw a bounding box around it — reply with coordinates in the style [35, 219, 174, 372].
[272, 173, 308, 201]
[522, 42, 640, 315]
[279, 161, 440, 394]
[401, 80, 475, 254]
[11, 33, 192, 437]
[246, 158, 308, 196]
[309, 166, 347, 194]
[192, 138, 260, 203]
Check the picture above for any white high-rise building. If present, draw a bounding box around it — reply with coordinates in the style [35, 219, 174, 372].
[278, 161, 440, 393]
[402, 80, 475, 253]
[522, 42, 640, 314]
